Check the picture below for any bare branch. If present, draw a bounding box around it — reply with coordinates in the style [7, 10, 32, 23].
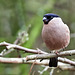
[0, 57, 48, 65]
[58, 62, 75, 71]
[26, 50, 75, 60]
[1, 42, 75, 60]
[58, 57, 75, 66]
[0, 42, 75, 71]
[0, 42, 47, 56]
[0, 57, 74, 71]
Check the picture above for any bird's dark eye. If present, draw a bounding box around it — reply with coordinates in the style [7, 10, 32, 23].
[47, 16, 50, 19]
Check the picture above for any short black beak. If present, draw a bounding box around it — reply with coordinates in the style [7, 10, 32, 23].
[43, 17, 47, 22]
[43, 17, 48, 24]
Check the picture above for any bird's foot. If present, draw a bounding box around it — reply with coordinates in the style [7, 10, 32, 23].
[54, 51, 60, 55]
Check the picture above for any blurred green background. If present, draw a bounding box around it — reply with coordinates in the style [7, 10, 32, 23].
[0, 0, 75, 75]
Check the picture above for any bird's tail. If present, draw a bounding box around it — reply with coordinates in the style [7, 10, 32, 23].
[49, 57, 58, 67]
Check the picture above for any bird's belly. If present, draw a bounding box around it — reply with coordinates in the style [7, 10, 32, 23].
[44, 37, 67, 50]
[42, 26, 70, 50]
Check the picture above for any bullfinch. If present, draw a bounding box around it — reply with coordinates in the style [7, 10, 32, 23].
[42, 13, 70, 67]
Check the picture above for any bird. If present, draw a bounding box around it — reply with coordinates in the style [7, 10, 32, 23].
[42, 13, 70, 67]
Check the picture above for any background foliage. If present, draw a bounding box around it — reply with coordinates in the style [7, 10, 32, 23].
[0, 0, 75, 75]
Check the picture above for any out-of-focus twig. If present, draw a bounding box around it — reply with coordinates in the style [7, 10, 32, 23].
[50, 68, 55, 75]
[38, 66, 49, 75]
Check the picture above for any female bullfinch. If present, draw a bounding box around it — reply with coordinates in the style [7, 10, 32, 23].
[42, 13, 70, 67]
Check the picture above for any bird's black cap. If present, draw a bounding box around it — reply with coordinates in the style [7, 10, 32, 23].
[43, 13, 59, 24]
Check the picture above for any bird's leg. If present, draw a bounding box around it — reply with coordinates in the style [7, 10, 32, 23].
[54, 51, 59, 55]
[53, 50, 60, 57]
